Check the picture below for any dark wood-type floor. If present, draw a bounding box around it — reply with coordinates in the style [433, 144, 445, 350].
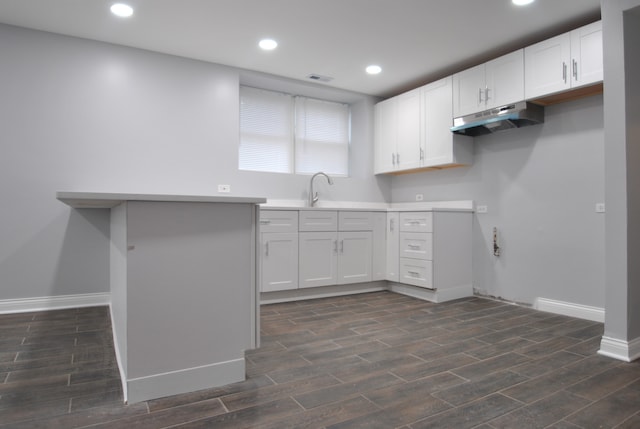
[2, 291, 640, 428]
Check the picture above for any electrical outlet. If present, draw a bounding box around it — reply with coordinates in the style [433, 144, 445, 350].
[595, 203, 605, 213]
[476, 205, 488, 213]
[217, 184, 231, 193]
[415, 194, 424, 201]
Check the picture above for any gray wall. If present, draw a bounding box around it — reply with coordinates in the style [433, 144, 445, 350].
[391, 95, 605, 308]
[0, 24, 388, 300]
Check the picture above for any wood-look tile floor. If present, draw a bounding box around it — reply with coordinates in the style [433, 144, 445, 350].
[2, 291, 640, 428]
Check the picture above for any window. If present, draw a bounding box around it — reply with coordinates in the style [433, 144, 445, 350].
[239, 86, 350, 176]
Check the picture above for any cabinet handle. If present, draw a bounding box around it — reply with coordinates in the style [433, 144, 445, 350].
[562, 62, 567, 83]
[478, 87, 483, 104]
[392, 153, 396, 165]
[572, 59, 578, 80]
[390, 218, 395, 232]
[420, 147, 424, 161]
[408, 270, 420, 277]
[333, 240, 338, 253]
[265, 241, 269, 256]
[396, 153, 400, 164]
[340, 240, 344, 253]
[408, 244, 421, 249]
[484, 86, 489, 104]
[259, 219, 271, 225]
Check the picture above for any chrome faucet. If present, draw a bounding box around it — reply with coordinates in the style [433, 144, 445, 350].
[308, 172, 334, 207]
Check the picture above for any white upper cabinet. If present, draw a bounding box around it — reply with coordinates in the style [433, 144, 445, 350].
[396, 88, 422, 172]
[374, 77, 472, 174]
[453, 49, 524, 118]
[570, 20, 603, 88]
[422, 76, 472, 167]
[525, 20, 602, 100]
[374, 97, 397, 174]
[374, 88, 422, 174]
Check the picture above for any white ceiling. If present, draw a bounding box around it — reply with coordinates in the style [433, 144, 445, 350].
[0, 0, 601, 98]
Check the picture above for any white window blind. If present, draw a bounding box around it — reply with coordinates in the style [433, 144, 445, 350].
[294, 96, 349, 176]
[239, 86, 350, 176]
[239, 86, 293, 173]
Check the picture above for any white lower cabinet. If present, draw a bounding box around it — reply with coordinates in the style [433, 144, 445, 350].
[260, 232, 298, 292]
[389, 211, 472, 296]
[298, 230, 373, 288]
[386, 212, 400, 282]
[298, 231, 338, 289]
[259, 210, 299, 293]
[261, 209, 380, 292]
[337, 231, 372, 285]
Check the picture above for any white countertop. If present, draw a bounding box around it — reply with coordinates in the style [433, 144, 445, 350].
[261, 199, 474, 212]
[57, 191, 266, 209]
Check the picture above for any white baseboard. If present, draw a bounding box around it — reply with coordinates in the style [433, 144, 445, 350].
[0, 292, 110, 314]
[535, 297, 605, 323]
[261, 282, 387, 305]
[598, 336, 640, 362]
[126, 357, 246, 404]
[388, 283, 473, 303]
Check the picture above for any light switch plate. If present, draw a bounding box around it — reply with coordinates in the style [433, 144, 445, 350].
[595, 203, 605, 213]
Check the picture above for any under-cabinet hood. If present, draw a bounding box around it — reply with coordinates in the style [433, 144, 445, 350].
[451, 101, 544, 136]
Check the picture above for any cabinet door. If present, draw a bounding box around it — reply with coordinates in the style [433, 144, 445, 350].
[374, 97, 397, 174]
[485, 49, 524, 109]
[570, 20, 603, 88]
[524, 33, 571, 99]
[452, 63, 485, 118]
[299, 232, 337, 288]
[386, 212, 400, 282]
[371, 212, 387, 281]
[422, 77, 454, 166]
[261, 232, 298, 292]
[337, 231, 372, 285]
[396, 88, 422, 171]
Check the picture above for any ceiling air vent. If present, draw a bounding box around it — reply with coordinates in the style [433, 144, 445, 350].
[307, 74, 333, 83]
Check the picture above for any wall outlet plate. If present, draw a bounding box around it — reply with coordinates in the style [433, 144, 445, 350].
[595, 203, 605, 213]
[476, 205, 488, 213]
[218, 184, 231, 193]
[415, 194, 424, 201]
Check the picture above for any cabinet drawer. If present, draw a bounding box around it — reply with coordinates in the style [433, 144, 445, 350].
[400, 232, 432, 260]
[339, 211, 374, 231]
[399, 258, 433, 289]
[399, 212, 433, 232]
[259, 210, 298, 233]
[299, 210, 338, 231]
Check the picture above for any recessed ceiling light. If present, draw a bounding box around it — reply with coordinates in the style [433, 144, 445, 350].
[366, 65, 382, 75]
[259, 39, 278, 50]
[110, 3, 134, 17]
[512, 0, 535, 5]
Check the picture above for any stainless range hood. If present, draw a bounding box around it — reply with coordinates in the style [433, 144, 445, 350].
[451, 101, 544, 136]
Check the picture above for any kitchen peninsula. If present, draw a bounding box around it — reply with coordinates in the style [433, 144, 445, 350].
[57, 192, 266, 404]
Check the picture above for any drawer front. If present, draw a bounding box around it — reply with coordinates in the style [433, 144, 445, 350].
[399, 212, 433, 233]
[399, 258, 433, 289]
[259, 210, 298, 233]
[339, 211, 374, 231]
[400, 232, 433, 260]
[299, 210, 338, 231]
